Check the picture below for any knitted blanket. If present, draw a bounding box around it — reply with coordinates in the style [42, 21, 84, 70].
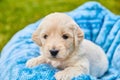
[0, 1, 120, 80]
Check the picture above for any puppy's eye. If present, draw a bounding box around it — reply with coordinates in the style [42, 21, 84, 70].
[43, 34, 48, 39]
[62, 34, 68, 39]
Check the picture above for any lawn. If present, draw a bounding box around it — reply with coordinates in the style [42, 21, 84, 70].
[0, 0, 120, 51]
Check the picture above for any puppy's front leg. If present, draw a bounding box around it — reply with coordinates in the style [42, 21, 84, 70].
[55, 58, 89, 80]
[26, 55, 46, 68]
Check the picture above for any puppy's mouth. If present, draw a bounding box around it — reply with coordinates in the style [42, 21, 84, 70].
[48, 56, 65, 61]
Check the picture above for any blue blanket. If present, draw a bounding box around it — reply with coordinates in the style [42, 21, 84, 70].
[0, 1, 120, 80]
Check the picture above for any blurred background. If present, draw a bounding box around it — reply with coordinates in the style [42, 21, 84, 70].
[0, 0, 120, 51]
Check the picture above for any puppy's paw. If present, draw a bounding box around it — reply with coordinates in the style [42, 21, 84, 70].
[26, 58, 38, 68]
[55, 71, 71, 80]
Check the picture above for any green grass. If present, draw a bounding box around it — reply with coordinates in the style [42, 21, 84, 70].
[0, 0, 120, 51]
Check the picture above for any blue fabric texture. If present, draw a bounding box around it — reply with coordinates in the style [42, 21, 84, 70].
[0, 1, 120, 80]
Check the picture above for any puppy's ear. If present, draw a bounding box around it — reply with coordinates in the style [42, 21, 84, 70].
[73, 25, 84, 47]
[32, 28, 42, 46]
[76, 26, 84, 43]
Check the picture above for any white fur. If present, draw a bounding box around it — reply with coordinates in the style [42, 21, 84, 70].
[26, 12, 108, 80]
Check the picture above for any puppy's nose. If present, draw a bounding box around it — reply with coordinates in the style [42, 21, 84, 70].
[49, 49, 59, 57]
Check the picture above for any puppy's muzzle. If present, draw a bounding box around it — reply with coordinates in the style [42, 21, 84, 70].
[49, 49, 59, 57]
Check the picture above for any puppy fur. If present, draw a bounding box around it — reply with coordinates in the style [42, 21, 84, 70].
[26, 12, 108, 80]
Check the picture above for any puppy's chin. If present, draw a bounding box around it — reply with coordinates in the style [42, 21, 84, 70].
[48, 56, 66, 61]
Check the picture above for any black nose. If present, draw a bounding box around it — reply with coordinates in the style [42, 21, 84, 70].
[49, 50, 59, 57]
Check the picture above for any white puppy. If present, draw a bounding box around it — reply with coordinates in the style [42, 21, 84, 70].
[26, 12, 108, 80]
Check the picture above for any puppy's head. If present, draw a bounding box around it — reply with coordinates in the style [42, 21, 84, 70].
[32, 13, 84, 61]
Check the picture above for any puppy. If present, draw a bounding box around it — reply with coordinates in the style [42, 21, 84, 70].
[26, 12, 108, 80]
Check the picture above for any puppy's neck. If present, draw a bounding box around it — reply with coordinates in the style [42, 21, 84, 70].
[68, 41, 84, 59]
